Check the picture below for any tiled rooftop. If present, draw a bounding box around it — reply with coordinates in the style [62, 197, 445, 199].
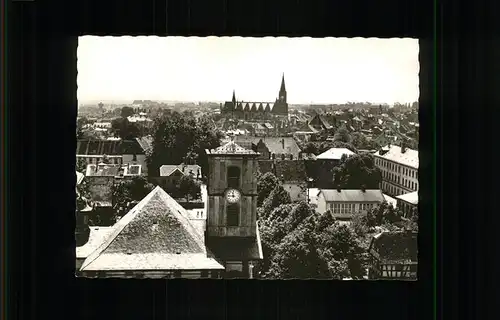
[395, 191, 418, 205]
[319, 189, 385, 202]
[316, 148, 355, 160]
[80, 186, 224, 272]
[206, 141, 259, 155]
[374, 145, 419, 169]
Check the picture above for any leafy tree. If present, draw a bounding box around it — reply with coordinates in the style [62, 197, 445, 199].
[316, 223, 367, 279]
[366, 201, 404, 227]
[111, 118, 141, 140]
[112, 176, 154, 219]
[257, 172, 280, 206]
[177, 175, 201, 202]
[147, 112, 222, 177]
[333, 127, 351, 143]
[261, 185, 291, 220]
[76, 158, 88, 173]
[351, 132, 377, 150]
[301, 142, 319, 155]
[267, 219, 330, 279]
[120, 106, 135, 118]
[332, 153, 382, 189]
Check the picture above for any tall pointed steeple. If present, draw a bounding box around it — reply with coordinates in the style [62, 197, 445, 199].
[278, 73, 287, 104]
[232, 90, 236, 105]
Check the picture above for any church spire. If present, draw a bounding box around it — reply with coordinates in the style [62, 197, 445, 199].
[280, 73, 286, 92]
[232, 90, 236, 105]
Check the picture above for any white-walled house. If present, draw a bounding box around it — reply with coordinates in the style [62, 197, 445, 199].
[374, 144, 418, 197]
[316, 189, 385, 219]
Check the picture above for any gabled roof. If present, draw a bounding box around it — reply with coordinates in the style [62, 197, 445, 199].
[159, 164, 201, 177]
[374, 145, 419, 169]
[395, 191, 418, 205]
[259, 137, 301, 157]
[206, 141, 260, 156]
[76, 139, 144, 156]
[318, 189, 385, 202]
[369, 231, 418, 262]
[81, 187, 224, 271]
[316, 148, 355, 160]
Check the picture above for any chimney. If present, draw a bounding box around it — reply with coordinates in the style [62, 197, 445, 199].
[401, 141, 407, 153]
[361, 185, 366, 192]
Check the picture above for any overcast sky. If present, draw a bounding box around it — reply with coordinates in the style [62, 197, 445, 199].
[77, 36, 419, 105]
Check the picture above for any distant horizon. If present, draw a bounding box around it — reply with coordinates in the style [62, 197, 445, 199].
[78, 99, 417, 107]
[78, 36, 419, 105]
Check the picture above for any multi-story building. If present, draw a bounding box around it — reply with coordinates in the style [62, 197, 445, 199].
[316, 189, 385, 219]
[220, 74, 289, 120]
[373, 144, 418, 197]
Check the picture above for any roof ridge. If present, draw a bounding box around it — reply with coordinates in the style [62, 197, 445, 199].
[80, 186, 163, 270]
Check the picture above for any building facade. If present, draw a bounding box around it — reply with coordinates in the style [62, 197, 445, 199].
[221, 74, 289, 120]
[374, 144, 419, 197]
[205, 141, 264, 278]
[316, 189, 385, 219]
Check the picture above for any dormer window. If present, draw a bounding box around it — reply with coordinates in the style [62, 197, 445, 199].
[227, 166, 240, 188]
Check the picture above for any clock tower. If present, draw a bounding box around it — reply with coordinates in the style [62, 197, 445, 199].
[205, 141, 263, 278]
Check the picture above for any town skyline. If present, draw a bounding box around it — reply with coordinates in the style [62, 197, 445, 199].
[77, 36, 419, 105]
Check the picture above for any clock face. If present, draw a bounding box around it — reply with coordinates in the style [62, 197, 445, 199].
[225, 189, 241, 203]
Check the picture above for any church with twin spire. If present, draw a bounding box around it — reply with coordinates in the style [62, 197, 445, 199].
[220, 74, 289, 120]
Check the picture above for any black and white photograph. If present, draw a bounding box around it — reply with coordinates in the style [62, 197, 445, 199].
[75, 36, 419, 280]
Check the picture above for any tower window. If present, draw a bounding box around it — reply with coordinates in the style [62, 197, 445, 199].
[227, 166, 240, 188]
[227, 203, 240, 226]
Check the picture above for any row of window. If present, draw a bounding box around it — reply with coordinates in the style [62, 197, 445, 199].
[382, 181, 405, 196]
[375, 157, 417, 179]
[398, 201, 416, 218]
[370, 263, 417, 279]
[328, 202, 376, 215]
[381, 171, 418, 191]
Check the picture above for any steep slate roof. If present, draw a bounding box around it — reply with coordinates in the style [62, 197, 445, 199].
[374, 145, 419, 169]
[259, 137, 301, 157]
[395, 191, 418, 205]
[318, 189, 385, 202]
[308, 114, 333, 130]
[316, 148, 355, 160]
[274, 160, 307, 183]
[206, 141, 260, 156]
[76, 139, 144, 156]
[369, 231, 418, 262]
[80, 187, 224, 271]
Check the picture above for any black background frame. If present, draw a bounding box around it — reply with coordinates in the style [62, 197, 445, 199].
[7, 0, 481, 318]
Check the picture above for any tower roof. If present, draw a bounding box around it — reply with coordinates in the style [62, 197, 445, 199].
[205, 141, 260, 156]
[80, 186, 224, 272]
[280, 73, 286, 92]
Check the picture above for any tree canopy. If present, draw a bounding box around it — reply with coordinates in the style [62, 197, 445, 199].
[258, 199, 367, 279]
[332, 153, 382, 189]
[257, 172, 280, 207]
[147, 112, 223, 177]
[120, 106, 135, 118]
[112, 176, 154, 219]
[350, 132, 378, 150]
[111, 118, 141, 140]
[333, 127, 351, 143]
